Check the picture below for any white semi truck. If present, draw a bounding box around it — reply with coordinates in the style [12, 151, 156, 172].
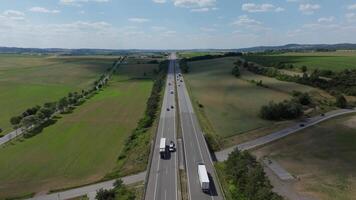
[159, 138, 167, 159]
[198, 163, 210, 192]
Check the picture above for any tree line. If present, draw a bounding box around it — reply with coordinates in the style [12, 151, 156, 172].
[8, 57, 126, 138]
[239, 60, 349, 108]
[222, 149, 283, 200]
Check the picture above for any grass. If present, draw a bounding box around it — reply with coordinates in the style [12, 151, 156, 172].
[0, 54, 118, 136]
[253, 113, 356, 200]
[0, 60, 157, 199]
[243, 51, 356, 72]
[184, 57, 328, 146]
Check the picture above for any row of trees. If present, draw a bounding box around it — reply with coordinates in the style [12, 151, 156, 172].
[223, 149, 283, 200]
[96, 179, 135, 200]
[231, 60, 241, 77]
[179, 59, 189, 73]
[241, 61, 349, 108]
[184, 52, 242, 62]
[9, 57, 125, 137]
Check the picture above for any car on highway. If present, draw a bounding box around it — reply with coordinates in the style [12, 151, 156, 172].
[170, 90, 174, 94]
[171, 105, 174, 109]
[167, 108, 170, 111]
[180, 80, 183, 82]
[169, 141, 175, 152]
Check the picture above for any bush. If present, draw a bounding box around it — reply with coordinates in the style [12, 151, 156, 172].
[96, 189, 116, 200]
[260, 100, 303, 120]
[336, 95, 348, 108]
[231, 66, 240, 77]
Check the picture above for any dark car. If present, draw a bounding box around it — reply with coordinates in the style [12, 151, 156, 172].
[167, 108, 170, 111]
[171, 105, 174, 109]
[299, 123, 305, 127]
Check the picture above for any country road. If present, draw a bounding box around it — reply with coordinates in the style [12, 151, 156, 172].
[215, 108, 356, 161]
[176, 64, 224, 200]
[144, 53, 179, 200]
[27, 171, 146, 200]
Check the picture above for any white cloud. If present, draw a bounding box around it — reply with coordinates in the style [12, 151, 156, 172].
[2, 10, 25, 20]
[299, 4, 320, 15]
[232, 15, 261, 26]
[348, 4, 356, 10]
[128, 18, 150, 23]
[152, 0, 166, 3]
[29, 7, 60, 14]
[242, 3, 284, 13]
[318, 16, 334, 23]
[173, 0, 216, 8]
[346, 13, 356, 22]
[59, 0, 110, 6]
[191, 7, 210, 12]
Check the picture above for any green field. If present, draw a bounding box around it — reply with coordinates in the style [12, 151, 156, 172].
[0, 61, 156, 198]
[184, 57, 330, 145]
[178, 51, 223, 58]
[0, 54, 118, 136]
[243, 51, 356, 72]
[254, 113, 356, 200]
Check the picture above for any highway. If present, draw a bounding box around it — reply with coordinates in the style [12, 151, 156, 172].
[176, 64, 224, 200]
[144, 53, 178, 200]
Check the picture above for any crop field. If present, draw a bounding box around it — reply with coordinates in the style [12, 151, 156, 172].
[184, 57, 329, 143]
[178, 51, 224, 58]
[0, 60, 156, 198]
[243, 51, 356, 72]
[254, 113, 356, 200]
[0, 54, 118, 136]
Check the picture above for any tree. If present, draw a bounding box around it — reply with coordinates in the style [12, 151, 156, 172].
[10, 116, 22, 126]
[232, 66, 240, 77]
[58, 97, 69, 112]
[20, 115, 40, 130]
[38, 107, 53, 120]
[336, 95, 348, 108]
[301, 65, 307, 73]
[95, 189, 115, 200]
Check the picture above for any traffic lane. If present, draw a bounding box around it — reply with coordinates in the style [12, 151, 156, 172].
[145, 60, 174, 200]
[178, 74, 222, 199]
[154, 60, 178, 200]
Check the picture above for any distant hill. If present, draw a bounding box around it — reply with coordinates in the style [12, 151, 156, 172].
[236, 43, 356, 52]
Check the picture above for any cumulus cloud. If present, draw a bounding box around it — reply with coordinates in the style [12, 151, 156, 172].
[152, 0, 166, 3]
[299, 4, 320, 15]
[29, 7, 60, 14]
[2, 10, 25, 20]
[348, 4, 356, 10]
[128, 18, 150, 23]
[59, 0, 110, 6]
[242, 3, 284, 13]
[232, 15, 261, 26]
[346, 13, 356, 22]
[318, 17, 335, 23]
[173, 0, 216, 8]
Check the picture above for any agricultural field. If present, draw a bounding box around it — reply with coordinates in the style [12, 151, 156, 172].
[243, 51, 356, 72]
[0, 54, 118, 136]
[254, 113, 356, 200]
[184, 57, 331, 147]
[178, 51, 224, 58]
[0, 60, 156, 199]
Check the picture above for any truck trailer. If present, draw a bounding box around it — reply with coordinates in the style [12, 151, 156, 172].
[197, 163, 210, 192]
[159, 138, 167, 159]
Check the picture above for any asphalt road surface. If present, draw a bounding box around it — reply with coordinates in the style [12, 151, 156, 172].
[176, 65, 224, 200]
[144, 53, 178, 200]
[215, 108, 356, 161]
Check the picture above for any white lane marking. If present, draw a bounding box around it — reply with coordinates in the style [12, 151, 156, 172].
[153, 59, 171, 200]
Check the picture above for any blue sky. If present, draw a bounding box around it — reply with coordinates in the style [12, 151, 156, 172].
[0, 0, 356, 49]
